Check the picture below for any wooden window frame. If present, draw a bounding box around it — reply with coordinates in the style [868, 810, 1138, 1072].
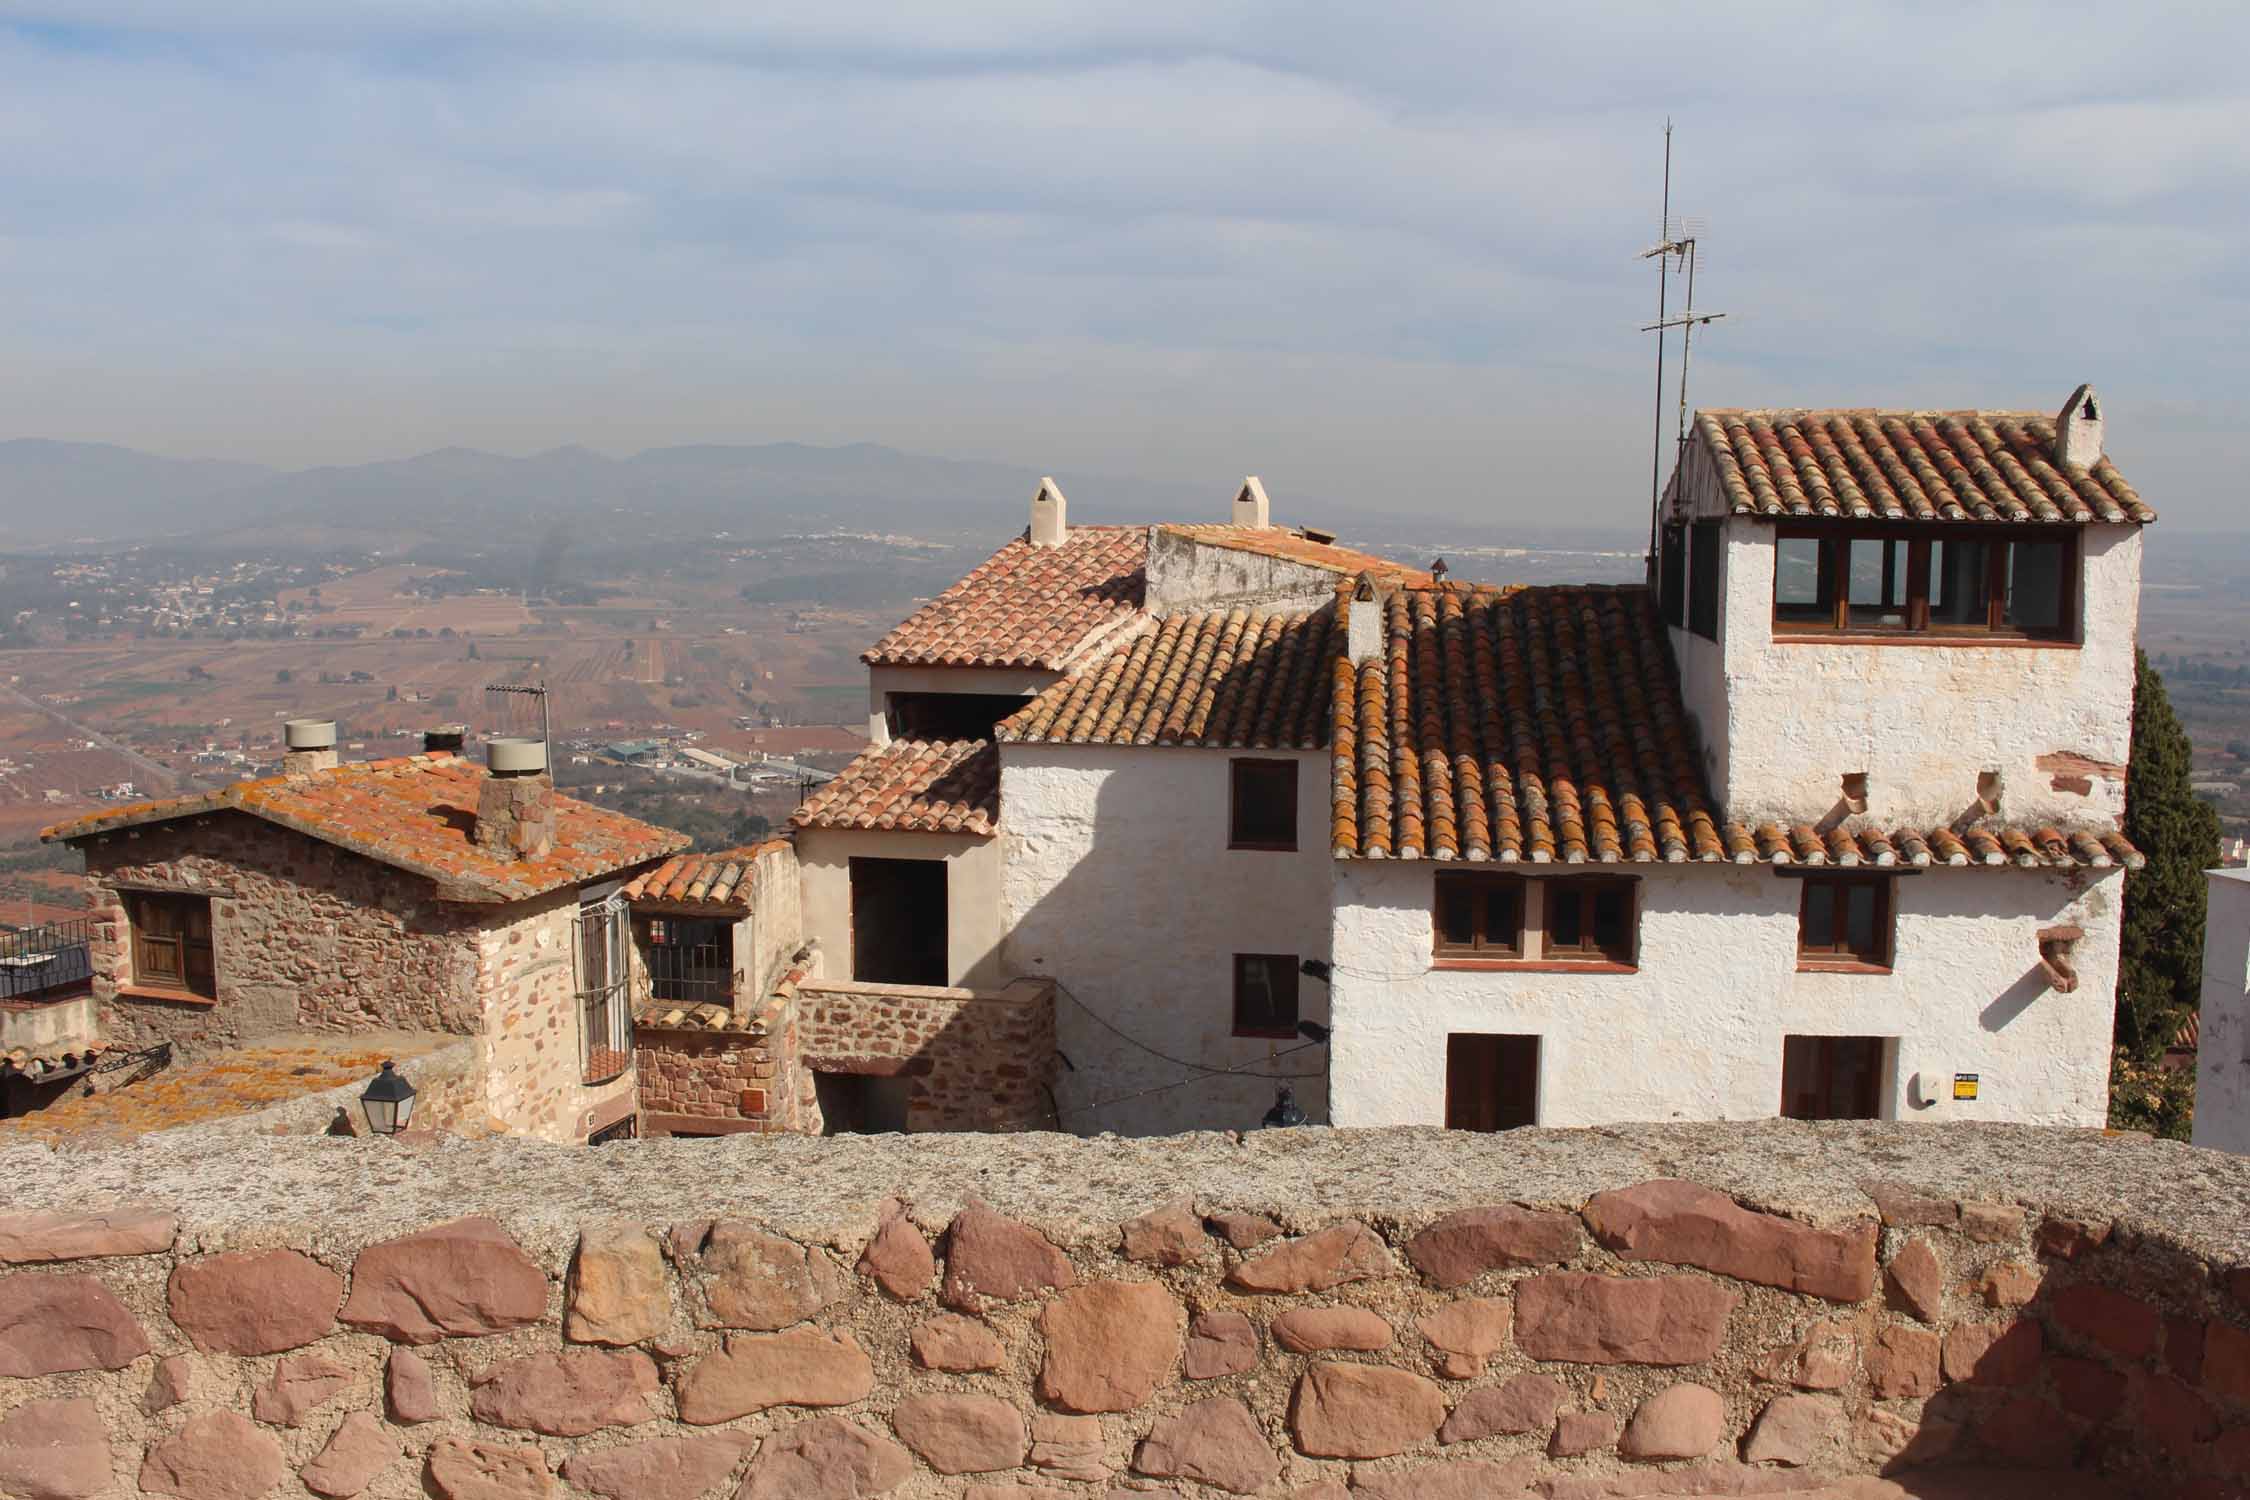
[1796, 874, 1896, 973]
[123, 889, 216, 999]
[1541, 877, 1639, 965]
[1687, 519, 1722, 640]
[1770, 523, 2079, 645]
[1433, 872, 1526, 961]
[1232, 953, 1300, 1040]
[1228, 758, 1299, 851]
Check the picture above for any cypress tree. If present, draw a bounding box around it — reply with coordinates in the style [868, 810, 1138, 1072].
[2114, 648, 2220, 1062]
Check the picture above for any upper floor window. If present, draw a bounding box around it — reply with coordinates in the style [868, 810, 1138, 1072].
[1797, 875, 1895, 972]
[1773, 526, 2077, 642]
[1229, 758, 1298, 851]
[1687, 520, 1722, 640]
[637, 916, 733, 1007]
[125, 890, 215, 998]
[1433, 874, 1636, 969]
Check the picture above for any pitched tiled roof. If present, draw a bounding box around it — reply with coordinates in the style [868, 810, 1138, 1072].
[43, 753, 686, 902]
[1695, 410, 2154, 524]
[622, 839, 789, 910]
[863, 527, 1147, 669]
[1328, 583, 2141, 871]
[998, 605, 1335, 749]
[790, 739, 998, 836]
[1158, 525, 1435, 586]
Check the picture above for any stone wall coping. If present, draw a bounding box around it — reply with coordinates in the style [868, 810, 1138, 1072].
[797, 976, 1055, 1005]
[1, 1120, 2243, 1271]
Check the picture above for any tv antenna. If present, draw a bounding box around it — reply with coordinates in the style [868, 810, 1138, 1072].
[484, 680, 551, 747]
[1638, 121, 1726, 573]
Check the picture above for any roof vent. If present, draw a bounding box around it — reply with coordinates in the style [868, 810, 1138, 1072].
[1233, 476, 1272, 530]
[485, 736, 549, 777]
[2055, 383, 2104, 469]
[1030, 477, 1069, 548]
[423, 723, 467, 756]
[284, 718, 337, 751]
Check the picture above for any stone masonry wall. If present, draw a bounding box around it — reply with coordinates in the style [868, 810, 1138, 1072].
[0, 1122, 2246, 1499]
[794, 978, 1056, 1133]
[635, 1022, 801, 1136]
[74, 811, 484, 1054]
[475, 891, 637, 1146]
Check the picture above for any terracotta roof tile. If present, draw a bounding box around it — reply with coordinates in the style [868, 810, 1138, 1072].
[43, 754, 686, 902]
[1157, 525, 1434, 585]
[863, 527, 1147, 669]
[1328, 582, 2140, 871]
[1696, 409, 2154, 524]
[791, 739, 998, 836]
[998, 604, 1335, 749]
[621, 839, 789, 910]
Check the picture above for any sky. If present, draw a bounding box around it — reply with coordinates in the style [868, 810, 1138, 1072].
[1, 2, 2246, 528]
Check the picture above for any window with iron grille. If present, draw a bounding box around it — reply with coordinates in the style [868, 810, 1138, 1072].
[574, 892, 632, 1086]
[637, 916, 733, 1008]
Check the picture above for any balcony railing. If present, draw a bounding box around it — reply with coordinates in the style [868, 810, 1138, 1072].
[637, 923, 734, 1011]
[0, 919, 92, 1001]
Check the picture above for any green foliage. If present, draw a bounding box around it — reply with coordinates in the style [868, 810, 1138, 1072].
[2114, 649, 2221, 1064]
[2107, 1047, 2195, 1141]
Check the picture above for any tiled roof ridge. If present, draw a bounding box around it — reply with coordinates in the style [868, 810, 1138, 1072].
[791, 738, 1000, 836]
[622, 836, 793, 908]
[997, 601, 1336, 749]
[1157, 523, 1437, 585]
[861, 525, 1149, 669]
[1693, 408, 2153, 524]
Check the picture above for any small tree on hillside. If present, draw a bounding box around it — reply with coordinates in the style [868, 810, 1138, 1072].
[2114, 649, 2221, 1062]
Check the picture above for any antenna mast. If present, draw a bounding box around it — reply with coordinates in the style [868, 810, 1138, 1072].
[1638, 128, 1726, 567]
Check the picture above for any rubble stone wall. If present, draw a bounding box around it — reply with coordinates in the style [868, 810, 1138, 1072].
[71, 811, 484, 1053]
[794, 977, 1056, 1132]
[0, 1122, 2245, 1499]
[635, 1022, 798, 1136]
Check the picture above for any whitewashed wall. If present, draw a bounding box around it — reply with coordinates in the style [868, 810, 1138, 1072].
[794, 828, 1006, 990]
[999, 745, 1333, 1135]
[1667, 446, 2142, 831]
[2194, 869, 2250, 1154]
[1143, 530, 1353, 614]
[1329, 859, 2122, 1129]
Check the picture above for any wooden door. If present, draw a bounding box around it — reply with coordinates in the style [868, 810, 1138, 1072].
[1446, 1034, 1538, 1131]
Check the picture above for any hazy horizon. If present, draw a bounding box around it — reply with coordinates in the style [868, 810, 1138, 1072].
[3, 3, 2246, 528]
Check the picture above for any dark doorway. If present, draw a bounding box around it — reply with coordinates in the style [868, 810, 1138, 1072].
[886, 692, 1028, 740]
[1780, 1035, 1888, 1120]
[849, 857, 948, 986]
[1445, 1033, 1539, 1131]
[815, 1071, 913, 1134]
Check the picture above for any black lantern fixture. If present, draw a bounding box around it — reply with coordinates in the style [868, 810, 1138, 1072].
[1260, 1085, 1306, 1129]
[360, 1060, 417, 1136]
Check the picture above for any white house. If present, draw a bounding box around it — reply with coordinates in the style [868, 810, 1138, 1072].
[794, 389, 2153, 1135]
[2194, 868, 2250, 1153]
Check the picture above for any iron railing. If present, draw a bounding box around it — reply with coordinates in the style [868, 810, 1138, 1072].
[0, 918, 92, 1000]
[638, 917, 734, 1009]
[573, 898, 632, 1085]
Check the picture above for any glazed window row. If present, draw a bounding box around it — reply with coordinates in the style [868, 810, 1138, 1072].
[1431, 872, 1898, 972]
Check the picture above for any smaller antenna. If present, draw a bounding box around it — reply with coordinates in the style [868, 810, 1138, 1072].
[483, 680, 551, 747]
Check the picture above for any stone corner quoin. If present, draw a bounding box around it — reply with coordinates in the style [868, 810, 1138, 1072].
[0, 1153, 2243, 1497]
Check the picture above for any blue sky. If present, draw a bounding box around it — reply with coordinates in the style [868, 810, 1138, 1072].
[1, 3, 2244, 526]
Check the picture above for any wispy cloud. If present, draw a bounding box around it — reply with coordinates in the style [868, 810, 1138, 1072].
[0, 2, 2242, 525]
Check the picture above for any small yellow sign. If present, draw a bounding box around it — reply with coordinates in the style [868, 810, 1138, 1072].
[1953, 1073, 1980, 1102]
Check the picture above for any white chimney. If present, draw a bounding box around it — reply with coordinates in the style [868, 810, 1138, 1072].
[281, 718, 338, 775]
[1346, 574, 1385, 664]
[1233, 476, 1272, 530]
[2054, 384, 2103, 469]
[1029, 477, 1069, 548]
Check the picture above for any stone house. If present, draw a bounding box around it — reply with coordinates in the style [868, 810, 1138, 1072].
[826, 390, 2156, 1134]
[42, 727, 687, 1143]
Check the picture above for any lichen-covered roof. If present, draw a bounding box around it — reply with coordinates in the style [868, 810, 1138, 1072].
[1328, 582, 2141, 870]
[1695, 409, 2154, 524]
[621, 840, 789, 911]
[998, 605, 1334, 749]
[790, 739, 998, 836]
[862, 527, 1147, 670]
[43, 753, 686, 903]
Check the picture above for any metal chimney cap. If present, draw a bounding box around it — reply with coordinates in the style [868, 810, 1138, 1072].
[485, 736, 549, 776]
[283, 718, 338, 750]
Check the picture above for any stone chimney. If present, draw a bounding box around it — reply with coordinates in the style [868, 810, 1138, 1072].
[2054, 384, 2103, 469]
[281, 718, 338, 776]
[1346, 573, 1385, 664]
[1233, 476, 1272, 529]
[475, 737, 555, 861]
[1029, 477, 1069, 548]
[423, 723, 467, 756]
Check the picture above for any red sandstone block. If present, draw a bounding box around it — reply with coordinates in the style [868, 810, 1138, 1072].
[2143, 1373, 2221, 1457]
[2050, 1283, 2162, 1364]
[2047, 1355, 2126, 1423]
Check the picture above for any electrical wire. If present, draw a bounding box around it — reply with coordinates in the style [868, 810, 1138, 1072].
[1054, 982, 1324, 1080]
[1052, 1040, 1326, 1122]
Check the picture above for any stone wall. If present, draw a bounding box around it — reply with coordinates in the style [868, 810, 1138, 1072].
[474, 890, 637, 1146]
[0, 1122, 2246, 1499]
[794, 977, 1056, 1132]
[635, 1021, 796, 1136]
[73, 811, 484, 1053]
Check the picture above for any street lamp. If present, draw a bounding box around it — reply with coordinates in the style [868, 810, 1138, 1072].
[359, 1060, 417, 1136]
[1261, 1085, 1306, 1129]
